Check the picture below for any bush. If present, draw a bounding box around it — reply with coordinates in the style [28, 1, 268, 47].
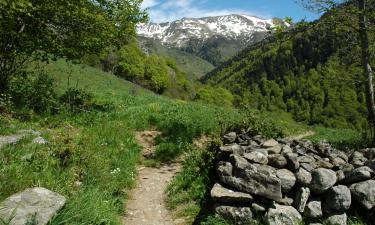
[0, 94, 14, 116]
[195, 87, 234, 108]
[8, 70, 57, 114]
[59, 88, 93, 113]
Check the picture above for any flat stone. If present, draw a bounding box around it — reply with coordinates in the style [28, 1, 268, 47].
[0, 187, 66, 225]
[219, 144, 244, 157]
[350, 180, 375, 210]
[244, 151, 268, 165]
[310, 168, 337, 194]
[294, 187, 310, 213]
[325, 185, 351, 211]
[211, 183, 253, 203]
[263, 139, 279, 148]
[215, 205, 253, 225]
[265, 204, 302, 225]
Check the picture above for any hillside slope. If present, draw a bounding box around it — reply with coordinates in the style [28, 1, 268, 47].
[202, 10, 373, 130]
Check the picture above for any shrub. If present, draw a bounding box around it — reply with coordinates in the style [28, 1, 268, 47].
[59, 88, 93, 113]
[8, 70, 57, 114]
[0, 94, 14, 116]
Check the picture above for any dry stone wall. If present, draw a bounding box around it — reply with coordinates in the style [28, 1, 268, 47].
[211, 132, 375, 225]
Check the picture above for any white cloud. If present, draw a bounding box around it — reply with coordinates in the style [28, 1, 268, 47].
[141, 0, 160, 9]
[145, 0, 271, 23]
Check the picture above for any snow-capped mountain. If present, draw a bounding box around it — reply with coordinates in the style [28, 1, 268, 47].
[137, 14, 277, 48]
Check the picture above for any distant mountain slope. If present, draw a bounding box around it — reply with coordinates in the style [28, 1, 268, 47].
[137, 14, 284, 66]
[138, 37, 214, 79]
[202, 10, 374, 130]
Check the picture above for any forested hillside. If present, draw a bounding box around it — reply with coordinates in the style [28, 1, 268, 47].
[202, 5, 374, 131]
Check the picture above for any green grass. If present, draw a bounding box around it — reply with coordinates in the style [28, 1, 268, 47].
[308, 126, 364, 149]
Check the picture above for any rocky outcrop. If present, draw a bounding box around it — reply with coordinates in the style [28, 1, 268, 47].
[0, 187, 66, 225]
[212, 132, 375, 225]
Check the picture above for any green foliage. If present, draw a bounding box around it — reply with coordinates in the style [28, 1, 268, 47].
[8, 70, 57, 114]
[59, 88, 93, 113]
[195, 86, 234, 108]
[203, 7, 374, 132]
[0, 0, 146, 93]
[200, 216, 232, 225]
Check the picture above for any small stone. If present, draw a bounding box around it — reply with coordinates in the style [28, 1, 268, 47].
[316, 160, 334, 169]
[295, 168, 312, 186]
[304, 198, 323, 219]
[294, 187, 310, 213]
[298, 155, 315, 164]
[268, 154, 287, 168]
[301, 163, 315, 172]
[325, 185, 351, 211]
[336, 170, 346, 183]
[282, 145, 293, 154]
[263, 139, 279, 148]
[211, 183, 253, 203]
[326, 212, 347, 225]
[244, 151, 268, 165]
[223, 132, 237, 143]
[219, 144, 244, 157]
[285, 153, 300, 172]
[310, 168, 337, 194]
[265, 204, 302, 225]
[252, 202, 267, 212]
[331, 157, 346, 168]
[276, 169, 296, 193]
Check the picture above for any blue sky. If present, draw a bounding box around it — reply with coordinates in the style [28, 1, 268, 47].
[141, 0, 322, 23]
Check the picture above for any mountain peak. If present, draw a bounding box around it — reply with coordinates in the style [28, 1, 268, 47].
[137, 14, 276, 48]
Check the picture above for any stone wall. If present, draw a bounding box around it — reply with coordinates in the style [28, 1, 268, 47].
[211, 132, 375, 225]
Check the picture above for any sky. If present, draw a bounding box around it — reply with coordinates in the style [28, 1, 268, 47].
[141, 0, 322, 23]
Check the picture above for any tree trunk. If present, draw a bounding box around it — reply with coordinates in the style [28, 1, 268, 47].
[358, 0, 375, 144]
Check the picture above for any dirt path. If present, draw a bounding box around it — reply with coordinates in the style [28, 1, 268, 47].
[123, 131, 182, 225]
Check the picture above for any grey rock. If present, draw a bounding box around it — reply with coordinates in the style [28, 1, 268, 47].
[268, 155, 287, 168]
[265, 204, 302, 225]
[343, 166, 373, 184]
[219, 144, 244, 157]
[244, 151, 268, 165]
[298, 155, 316, 164]
[267, 145, 282, 155]
[285, 153, 300, 172]
[310, 168, 337, 194]
[277, 197, 294, 206]
[0, 187, 66, 225]
[223, 132, 237, 143]
[230, 154, 251, 176]
[294, 187, 310, 213]
[282, 145, 293, 154]
[304, 198, 323, 219]
[350, 180, 375, 210]
[215, 205, 253, 225]
[316, 160, 334, 169]
[331, 157, 347, 168]
[263, 139, 279, 148]
[217, 161, 233, 177]
[219, 165, 282, 201]
[326, 212, 347, 225]
[295, 168, 312, 186]
[301, 163, 315, 172]
[336, 170, 346, 183]
[340, 164, 354, 174]
[211, 183, 253, 203]
[252, 202, 267, 212]
[276, 169, 296, 193]
[325, 185, 351, 211]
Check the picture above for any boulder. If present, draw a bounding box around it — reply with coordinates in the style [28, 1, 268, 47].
[263, 139, 279, 148]
[326, 212, 347, 225]
[215, 205, 253, 225]
[350, 180, 375, 210]
[268, 155, 287, 168]
[219, 144, 244, 157]
[316, 160, 334, 169]
[244, 151, 268, 165]
[295, 168, 312, 186]
[294, 187, 310, 213]
[265, 204, 302, 225]
[325, 185, 351, 211]
[276, 169, 296, 193]
[0, 187, 66, 225]
[310, 168, 337, 194]
[298, 155, 316, 164]
[343, 166, 373, 184]
[304, 198, 323, 219]
[211, 183, 253, 203]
